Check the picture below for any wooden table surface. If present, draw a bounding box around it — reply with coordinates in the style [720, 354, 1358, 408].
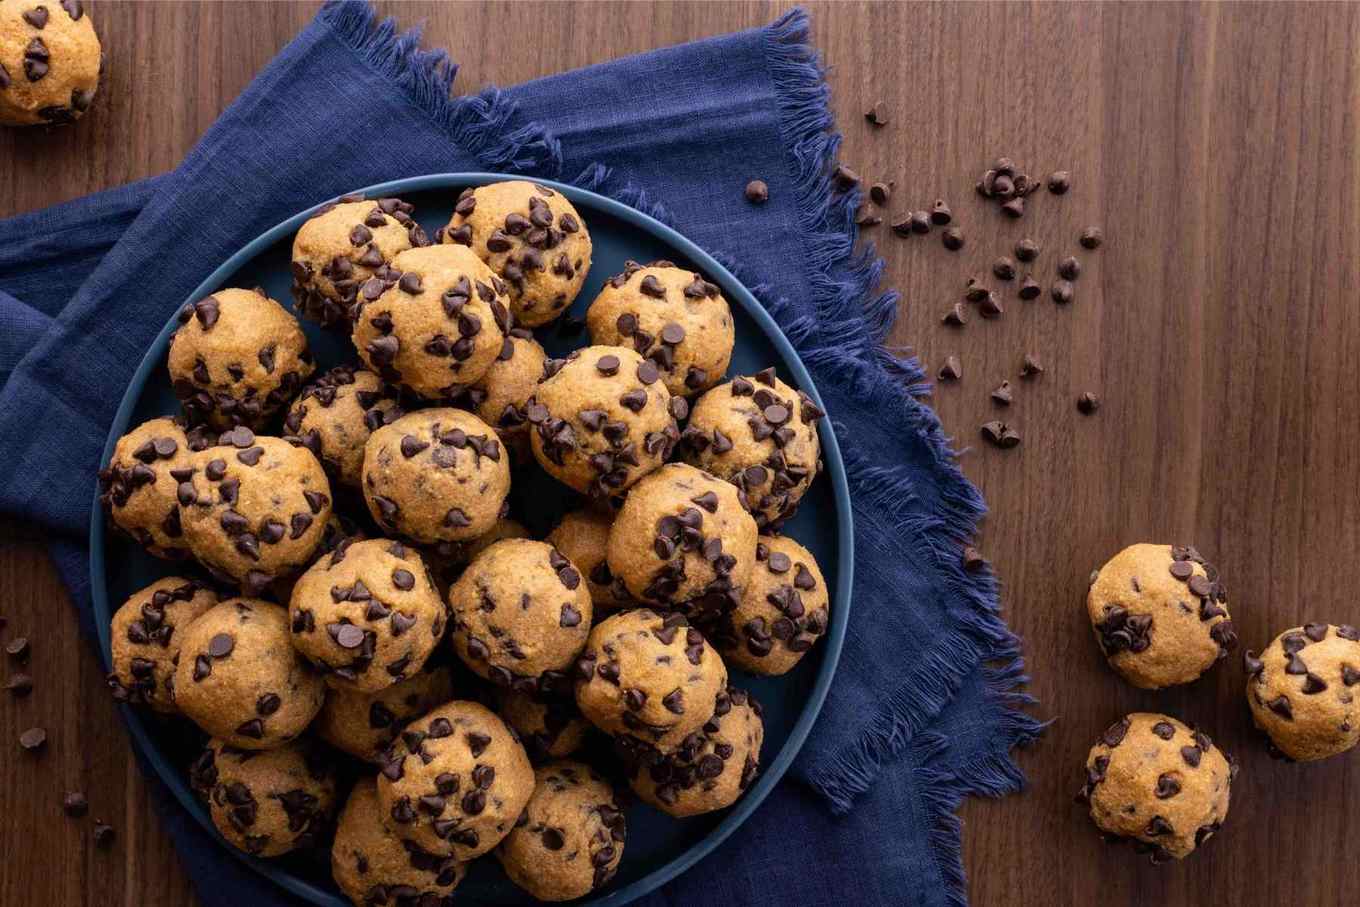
[3, 2, 1358, 904]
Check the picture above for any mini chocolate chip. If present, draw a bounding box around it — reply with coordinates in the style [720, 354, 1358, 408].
[1051, 280, 1074, 304]
[937, 356, 962, 382]
[63, 791, 89, 817]
[207, 633, 234, 658]
[1077, 392, 1100, 414]
[1048, 171, 1071, 194]
[19, 727, 47, 751]
[1080, 226, 1104, 249]
[1058, 256, 1082, 280]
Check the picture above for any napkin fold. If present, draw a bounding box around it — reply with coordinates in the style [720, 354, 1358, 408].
[0, 4, 1042, 905]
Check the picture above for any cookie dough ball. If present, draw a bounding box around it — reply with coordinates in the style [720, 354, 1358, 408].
[315, 663, 455, 763]
[681, 370, 824, 531]
[625, 686, 763, 817]
[99, 416, 206, 559]
[1087, 544, 1237, 689]
[0, 0, 100, 127]
[173, 598, 326, 749]
[574, 609, 727, 753]
[1245, 623, 1360, 761]
[106, 577, 217, 712]
[495, 690, 591, 762]
[376, 699, 534, 860]
[710, 535, 828, 675]
[461, 329, 546, 440]
[332, 778, 467, 907]
[448, 539, 592, 693]
[496, 761, 626, 901]
[586, 261, 733, 397]
[283, 365, 403, 488]
[168, 288, 314, 429]
[545, 509, 632, 615]
[179, 431, 333, 593]
[527, 346, 681, 498]
[362, 408, 510, 544]
[352, 244, 512, 401]
[289, 538, 446, 693]
[607, 463, 757, 616]
[290, 196, 428, 329]
[190, 737, 337, 857]
[1076, 713, 1234, 862]
[440, 180, 592, 327]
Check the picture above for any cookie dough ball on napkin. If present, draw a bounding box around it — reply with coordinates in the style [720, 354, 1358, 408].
[495, 689, 591, 763]
[1076, 713, 1234, 862]
[315, 663, 455, 763]
[332, 778, 467, 907]
[440, 180, 592, 327]
[460, 329, 546, 442]
[283, 365, 403, 488]
[574, 609, 727, 753]
[289, 538, 446, 693]
[362, 408, 509, 545]
[447, 539, 592, 694]
[624, 686, 763, 817]
[495, 760, 626, 901]
[546, 508, 632, 616]
[190, 736, 337, 857]
[527, 345, 681, 498]
[290, 195, 428, 329]
[179, 431, 333, 593]
[1087, 543, 1237, 689]
[99, 416, 206, 559]
[0, 0, 100, 127]
[107, 577, 217, 712]
[376, 699, 534, 860]
[352, 244, 512, 401]
[681, 370, 824, 531]
[710, 535, 828, 675]
[586, 260, 733, 397]
[173, 598, 326, 749]
[168, 287, 314, 429]
[1245, 623, 1360, 761]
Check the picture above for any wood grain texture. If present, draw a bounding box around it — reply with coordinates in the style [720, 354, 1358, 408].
[2, 2, 1359, 904]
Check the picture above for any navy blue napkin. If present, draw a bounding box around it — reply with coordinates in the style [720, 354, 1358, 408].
[0, 4, 1042, 905]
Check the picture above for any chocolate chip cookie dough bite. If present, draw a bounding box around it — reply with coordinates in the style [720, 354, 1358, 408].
[1086, 543, 1237, 689]
[1076, 713, 1234, 862]
[710, 535, 828, 675]
[315, 662, 455, 763]
[1244, 623, 1360, 761]
[495, 688, 591, 762]
[546, 508, 632, 616]
[496, 760, 626, 901]
[107, 577, 217, 712]
[99, 416, 206, 559]
[352, 244, 512, 401]
[0, 0, 101, 127]
[361, 408, 510, 545]
[167, 287, 314, 429]
[283, 365, 403, 489]
[681, 368, 824, 531]
[376, 699, 534, 860]
[586, 260, 734, 397]
[440, 180, 592, 327]
[290, 195, 428, 329]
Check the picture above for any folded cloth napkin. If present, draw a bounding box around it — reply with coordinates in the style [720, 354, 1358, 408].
[0, 4, 1043, 905]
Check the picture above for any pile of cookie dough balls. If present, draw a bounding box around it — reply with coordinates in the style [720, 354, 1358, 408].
[99, 181, 833, 903]
[0, 0, 102, 128]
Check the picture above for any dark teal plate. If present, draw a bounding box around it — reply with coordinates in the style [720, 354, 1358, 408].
[90, 174, 853, 905]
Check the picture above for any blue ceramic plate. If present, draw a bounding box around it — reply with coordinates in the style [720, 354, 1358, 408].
[90, 174, 853, 905]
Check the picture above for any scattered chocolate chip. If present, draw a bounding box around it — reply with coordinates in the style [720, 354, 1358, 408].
[870, 182, 892, 206]
[1051, 280, 1074, 304]
[1080, 226, 1104, 249]
[832, 164, 861, 191]
[978, 292, 1004, 318]
[1001, 197, 1024, 218]
[1047, 171, 1071, 194]
[942, 227, 965, 251]
[991, 381, 1013, 406]
[1018, 276, 1041, 300]
[1020, 354, 1044, 378]
[855, 208, 882, 228]
[910, 211, 931, 234]
[993, 257, 1016, 281]
[19, 727, 46, 751]
[937, 356, 962, 382]
[1058, 256, 1082, 280]
[6, 637, 30, 663]
[63, 791, 89, 817]
[6, 673, 32, 696]
[864, 104, 889, 127]
[1077, 392, 1100, 415]
[93, 822, 115, 848]
[1015, 238, 1040, 262]
[981, 421, 1021, 449]
[744, 180, 769, 204]
[942, 303, 967, 326]
[962, 546, 987, 572]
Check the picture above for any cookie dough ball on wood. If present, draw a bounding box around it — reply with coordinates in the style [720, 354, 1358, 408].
[0, 0, 100, 127]
[574, 609, 727, 753]
[1245, 623, 1360, 761]
[352, 244, 512, 401]
[546, 508, 632, 616]
[107, 577, 217, 712]
[332, 778, 467, 907]
[362, 409, 509, 545]
[1076, 713, 1234, 862]
[1087, 544, 1237, 689]
[315, 663, 455, 763]
[99, 416, 207, 559]
[586, 260, 733, 397]
[681, 370, 824, 531]
[607, 463, 757, 616]
[440, 180, 592, 327]
[190, 736, 337, 858]
[496, 760, 626, 901]
[179, 431, 333, 593]
[168, 288, 314, 429]
[459, 329, 546, 441]
[527, 346, 681, 498]
[290, 196, 428, 330]
[283, 365, 403, 488]
[289, 538, 446, 693]
[495, 689, 591, 763]
[376, 699, 534, 860]
[173, 598, 326, 749]
[624, 686, 763, 817]
[710, 535, 828, 675]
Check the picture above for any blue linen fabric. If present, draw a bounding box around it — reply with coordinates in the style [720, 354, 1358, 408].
[0, 4, 1043, 906]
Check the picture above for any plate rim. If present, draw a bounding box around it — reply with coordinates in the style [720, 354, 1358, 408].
[89, 172, 855, 906]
